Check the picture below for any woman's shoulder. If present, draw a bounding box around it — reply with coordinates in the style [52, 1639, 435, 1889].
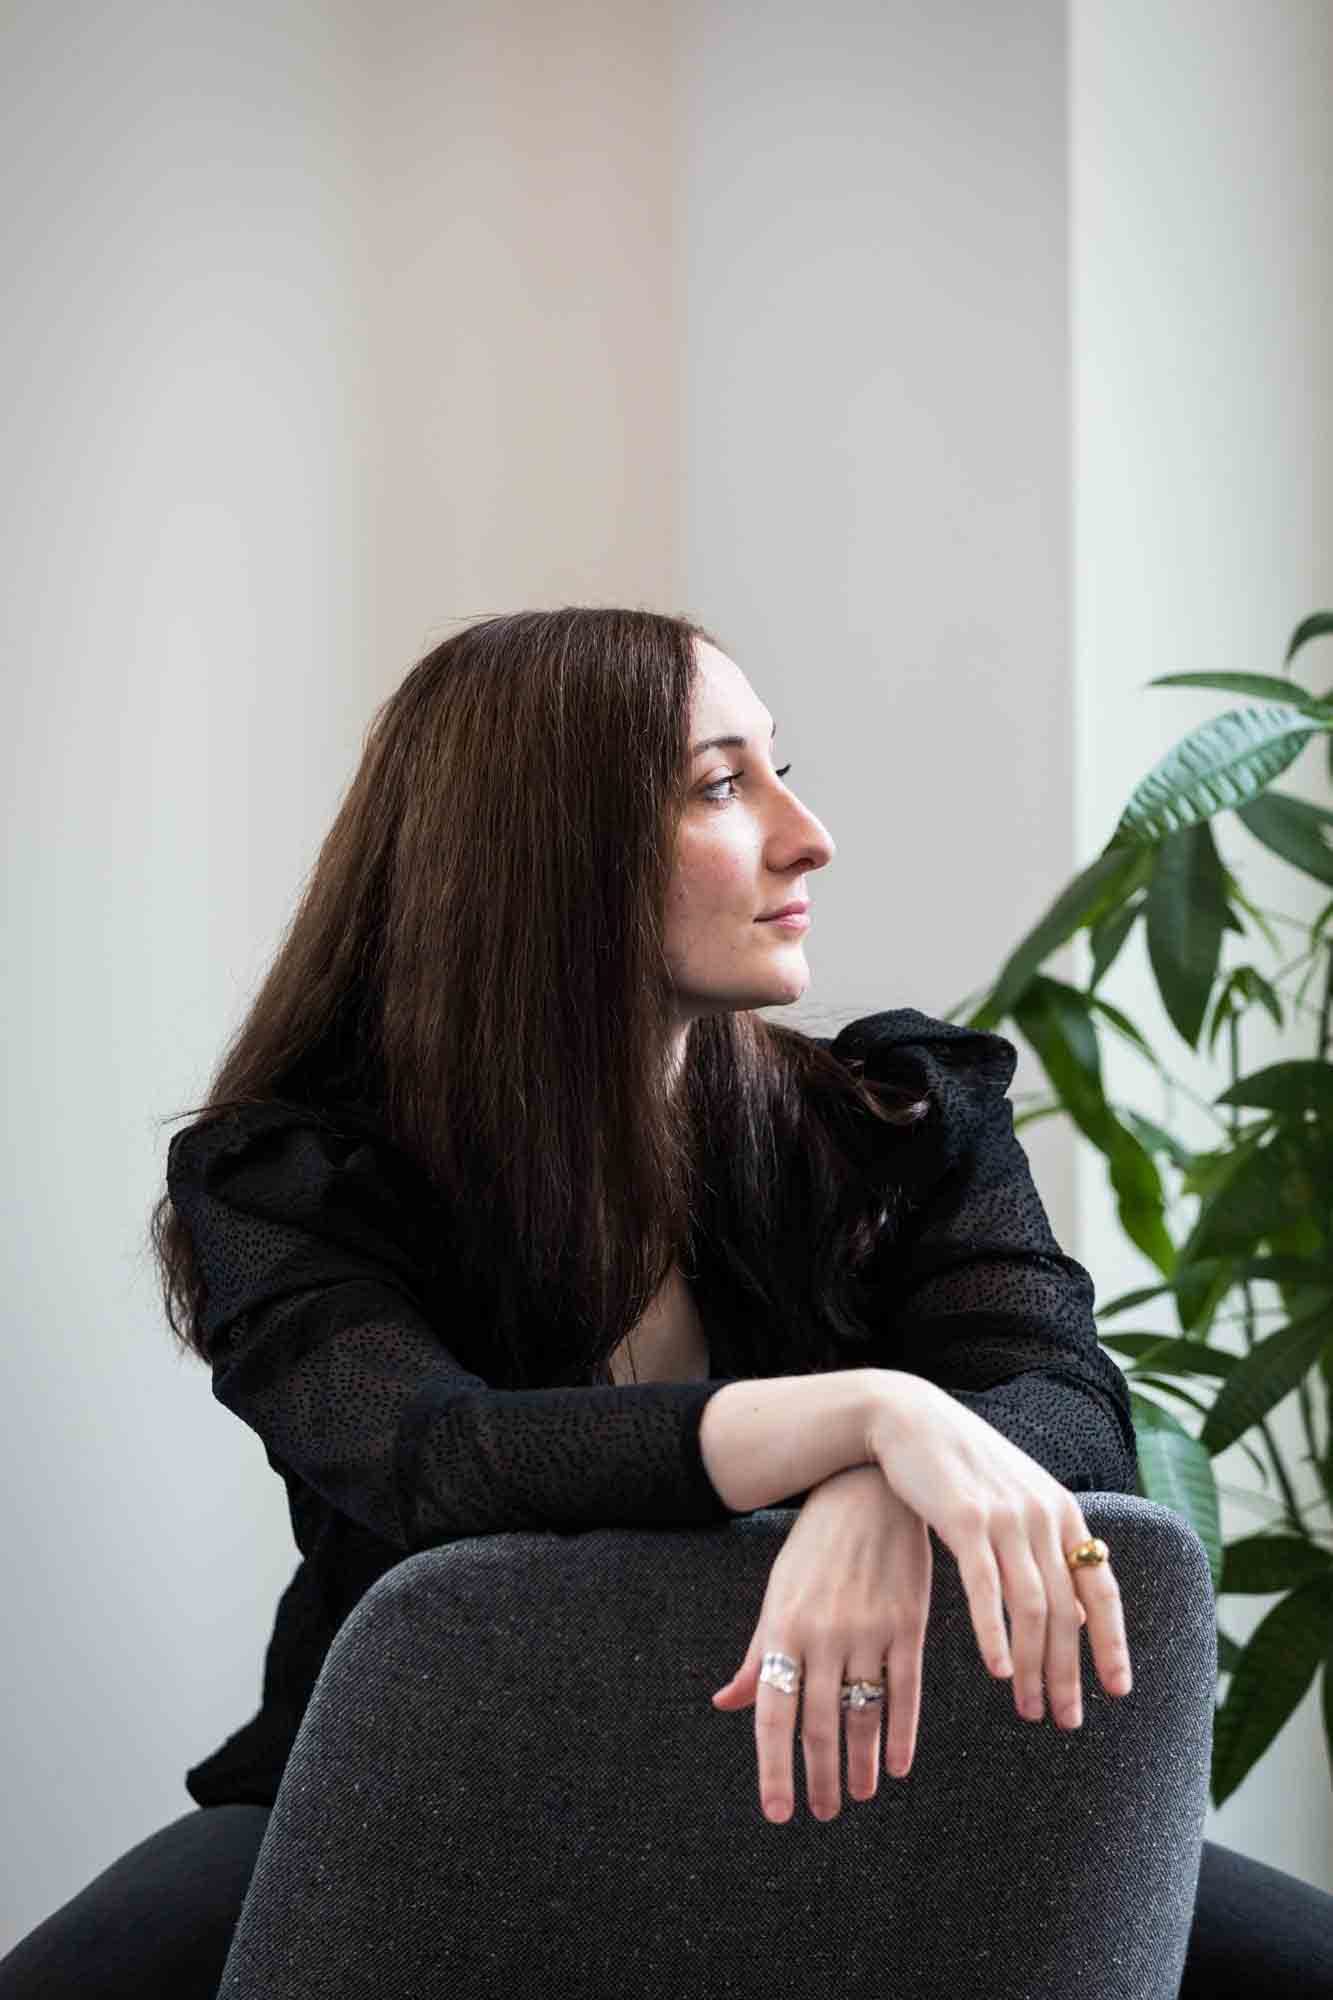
[804, 1005, 1021, 1181]
[814, 1005, 1016, 1088]
[166, 1094, 431, 1221]
[168, 1094, 389, 1167]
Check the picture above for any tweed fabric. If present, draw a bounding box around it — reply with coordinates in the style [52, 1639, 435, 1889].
[216, 1492, 1213, 2000]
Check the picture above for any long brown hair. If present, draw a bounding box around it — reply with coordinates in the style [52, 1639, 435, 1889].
[148, 607, 929, 1387]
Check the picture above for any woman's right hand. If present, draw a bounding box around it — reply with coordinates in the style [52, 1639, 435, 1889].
[865, 1371, 1133, 1729]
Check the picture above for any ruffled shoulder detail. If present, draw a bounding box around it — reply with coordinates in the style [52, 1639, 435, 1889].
[167, 1097, 423, 1201]
[816, 1006, 1020, 1190]
[166, 1099, 441, 1339]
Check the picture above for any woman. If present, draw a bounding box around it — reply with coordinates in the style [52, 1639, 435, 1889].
[2, 606, 1328, 1996]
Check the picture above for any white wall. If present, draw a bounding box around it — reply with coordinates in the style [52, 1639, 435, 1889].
[4, 0, 1326, 1955]
[1, 0, 388, 1942]
[678, 0, 1079, 1268]
[1072, 0, 1333, 1888]
[0, 0, 686, 1949]
[359, 0, 682, 674]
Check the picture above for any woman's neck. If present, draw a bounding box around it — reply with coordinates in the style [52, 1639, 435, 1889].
[607, 1262, 710, 1384]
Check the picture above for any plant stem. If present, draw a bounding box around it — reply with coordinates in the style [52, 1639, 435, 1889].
[1227, 1010, 1309, 1536]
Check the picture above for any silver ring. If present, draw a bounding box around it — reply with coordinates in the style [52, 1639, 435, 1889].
[759, 1650, 801, 1696]
[758, 1651, 888, 1710]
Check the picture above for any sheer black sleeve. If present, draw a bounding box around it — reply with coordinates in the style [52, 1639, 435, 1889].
[828, 1010, 1140, 1496]
[166, 1105, 749, 1552]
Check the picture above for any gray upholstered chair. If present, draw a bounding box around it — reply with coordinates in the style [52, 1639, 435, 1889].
[216, 1492, 1213, 1999]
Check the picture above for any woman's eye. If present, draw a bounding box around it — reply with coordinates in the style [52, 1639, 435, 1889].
[702, 762, 793, 805]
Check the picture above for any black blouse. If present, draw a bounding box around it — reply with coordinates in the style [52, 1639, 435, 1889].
[165, 1006, 1139, 1808]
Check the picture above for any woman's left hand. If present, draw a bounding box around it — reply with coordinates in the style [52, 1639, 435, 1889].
[709, 1462, 1088, 1820]
[709, 1462, 932, 1814]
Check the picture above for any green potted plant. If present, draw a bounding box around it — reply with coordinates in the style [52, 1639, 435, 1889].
[949, 612, 1333, 1805]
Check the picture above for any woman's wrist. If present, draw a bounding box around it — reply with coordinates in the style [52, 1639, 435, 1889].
[699, 1369, 891, 1514]
[804, 1460, 889, 1506]
[861, 1367, 941, 1471]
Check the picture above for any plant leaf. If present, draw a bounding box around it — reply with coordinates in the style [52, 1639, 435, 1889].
[1211, 1577, 1333, 1806]
[1108, 1341, 1268, 1482]
[1099, 1332, 1237, 1379]
[1087, 896, 1143, 991]
[1145, 822, 1229, 1050]
[1116, 1110, 1199, 1173]
[1215, 1059, 1333, 1120]
[1234, 790, 1333, 889]
[1174, 1133, 1306, 1331]
[1109, 703, 1333, 847]
[971, 846, 1154, 1025]
[1131, 1392, 1222, 1592]
[1133, 1375, 1216, 1420]
[1146, 670, 1328, 711]
[1217, 1626, 1244, 1675]
[1012, 980, 1176, 1275]
[1083, 992, 1165, 1071]
[1284, 611, 1333, 665]
[1095, 1256, 1333, 1324]
[1220, 1532, 1333, 1595]
[1199, 1301, 1333, 1456]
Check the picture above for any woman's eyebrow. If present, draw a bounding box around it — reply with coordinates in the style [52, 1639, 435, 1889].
[691, 720, 778, 757]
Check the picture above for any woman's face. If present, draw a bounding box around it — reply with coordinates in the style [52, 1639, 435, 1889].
[663, 640, 835, 1025]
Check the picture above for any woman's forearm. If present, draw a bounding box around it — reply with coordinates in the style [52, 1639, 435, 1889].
[697, 1369, 885, 1513]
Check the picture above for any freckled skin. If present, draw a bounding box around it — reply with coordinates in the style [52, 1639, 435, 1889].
[663, 640, 836, 1071]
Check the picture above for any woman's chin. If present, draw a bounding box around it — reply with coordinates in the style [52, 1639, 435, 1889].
[676, 957, 811, 1016]
[757, 958, 810, 1005]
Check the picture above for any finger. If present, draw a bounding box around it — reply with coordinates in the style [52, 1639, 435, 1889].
[755, 1648, 801, 1822]
[800, 1650, 844, 1820]
[1058, 1513, 1132, 1694]
[1036, 1519, 1086, 1730]
[951, 1523, 1016, 1680]
[884, 1623, 925, 1778]
[713, 1630, 764, 1708]
[1078, 1559, 1134, 1696]
[991, 1510, 1049, 1721]
[842, 1648, 886, 1802]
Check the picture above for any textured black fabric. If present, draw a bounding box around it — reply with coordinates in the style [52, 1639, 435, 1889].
[164, 1006, 1140, 1810]
[3, 1828, 1330, 2000]
[829, 1011, 1139, 1495]
[1181, 1839, 1333, 1995]
[0, 1806, 272, 1998]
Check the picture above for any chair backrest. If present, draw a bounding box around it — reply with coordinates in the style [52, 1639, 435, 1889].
[218, 1492, 1214, 1999]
